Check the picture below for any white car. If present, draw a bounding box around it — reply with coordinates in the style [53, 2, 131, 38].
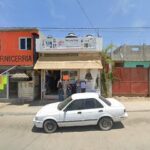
[33, 93, 128, 133]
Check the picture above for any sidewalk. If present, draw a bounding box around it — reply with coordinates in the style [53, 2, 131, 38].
[0, 98, 150, 115]
[115, 96, 150, 112]
[122, 101, 150, 112]
[0, 100, 47, 115]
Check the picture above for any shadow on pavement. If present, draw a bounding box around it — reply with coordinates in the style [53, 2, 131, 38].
[32, 125, 44, 133]
[32, 122, 124, 134]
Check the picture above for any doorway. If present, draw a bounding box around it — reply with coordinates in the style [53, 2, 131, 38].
[9, 81, 18, 98]
[45, 70, 60, 95]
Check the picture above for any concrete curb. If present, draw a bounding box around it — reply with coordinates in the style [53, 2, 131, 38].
[127, 109, 150, 112]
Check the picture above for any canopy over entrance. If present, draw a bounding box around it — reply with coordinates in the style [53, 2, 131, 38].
[34, 56, 103, 70]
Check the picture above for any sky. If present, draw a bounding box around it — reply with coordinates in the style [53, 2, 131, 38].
[0, 0, 150, 46]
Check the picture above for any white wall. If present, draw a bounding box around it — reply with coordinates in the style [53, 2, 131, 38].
[79, 69, 101, 94]
[18, 81, 34, 100]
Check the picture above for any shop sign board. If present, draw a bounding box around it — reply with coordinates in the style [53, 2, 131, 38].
[0, 55, 33, 66]
[36, 37, 102, 52]
[41, 38, 81, 49]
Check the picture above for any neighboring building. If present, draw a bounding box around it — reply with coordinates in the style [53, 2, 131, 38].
[112, 44, 150, 68]
[34, 33, 103, 99]
[0, 28, 39, 100]
[111, 44, 150, 96]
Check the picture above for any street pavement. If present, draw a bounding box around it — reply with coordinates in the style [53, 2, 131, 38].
[0, 111, 150, 150]
[0, 98, 150, 150]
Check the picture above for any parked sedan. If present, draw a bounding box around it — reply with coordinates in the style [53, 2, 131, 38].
[33, 93, 128, 133]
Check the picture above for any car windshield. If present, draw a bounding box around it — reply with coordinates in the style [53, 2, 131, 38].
[58, 96, 72, 110]
[99, 95, 111, 106]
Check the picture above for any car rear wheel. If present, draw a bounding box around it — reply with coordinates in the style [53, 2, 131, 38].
[98, 117, 113, 131]
[43, 120, 57, 133]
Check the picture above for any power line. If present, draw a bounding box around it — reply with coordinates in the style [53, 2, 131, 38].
[2, 26, 150, 31]
[75, 0, 94, 28]
[38, 27, 150, 31]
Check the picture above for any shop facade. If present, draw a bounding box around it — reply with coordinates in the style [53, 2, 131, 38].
[34, 33, 103, 100]
[0, 28, 39, 100]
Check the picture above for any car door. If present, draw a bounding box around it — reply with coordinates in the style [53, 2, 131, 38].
[81, 98, 104, 125]
[60, 99, 85, 127]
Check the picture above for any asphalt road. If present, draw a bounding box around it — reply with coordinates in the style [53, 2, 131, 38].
[0, 111, 150, 150]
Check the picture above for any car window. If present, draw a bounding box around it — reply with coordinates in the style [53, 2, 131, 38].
[66, 99, 84, 111]
[99, 95, 111, 106]
[83, 98, 103, 109]
[58, 96, 72, 110]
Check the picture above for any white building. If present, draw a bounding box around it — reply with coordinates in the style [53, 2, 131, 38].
[34, 33, 103, 100]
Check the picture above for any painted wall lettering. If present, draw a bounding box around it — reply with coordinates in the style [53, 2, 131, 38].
[0, 55, 32, 63]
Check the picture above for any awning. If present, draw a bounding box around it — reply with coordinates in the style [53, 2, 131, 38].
[34, 56, 103, 70]
[10, 73, 29, 79]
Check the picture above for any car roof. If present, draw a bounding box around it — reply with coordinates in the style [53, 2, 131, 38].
[71, 92, 99, 100]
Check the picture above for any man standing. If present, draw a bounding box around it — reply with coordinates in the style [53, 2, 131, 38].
[57, 79, 64, 101]
[80, 80, 86, 93]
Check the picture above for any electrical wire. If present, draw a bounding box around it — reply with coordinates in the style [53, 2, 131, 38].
[75, 0, 94, 28]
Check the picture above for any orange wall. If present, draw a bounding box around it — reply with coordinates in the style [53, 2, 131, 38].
[0, 30, 38, 66]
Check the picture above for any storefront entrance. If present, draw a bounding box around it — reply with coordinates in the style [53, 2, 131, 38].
[45, 70, 60, 95]
[41, 69, 101, 100]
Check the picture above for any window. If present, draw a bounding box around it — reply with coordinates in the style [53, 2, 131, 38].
[99, 96, 111, 106]
[19, 38, 32, 50]
[115, 62, 124, 67]
[58, 96, 72, 110]
[66, 100, 84, 111]
[84, 43, 88, 48]
[83, 98, 103, 109]
[131, 47, 140, 51]
[136, 65, 144, 68]
[27, 38, 31, 49]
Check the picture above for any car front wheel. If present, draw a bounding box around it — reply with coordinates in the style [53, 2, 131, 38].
[43, 120, 57, 133]
[98, 117, 113, 131]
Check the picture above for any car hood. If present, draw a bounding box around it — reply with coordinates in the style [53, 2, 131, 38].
[36, 102, 60, 117]
[106, 98, 125, 108]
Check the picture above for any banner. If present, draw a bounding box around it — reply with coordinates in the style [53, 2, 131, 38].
[0, 83, 4, 90]
[3, 75, 7, 85]
[0, 75, 7, 91]
[0, 75, 2, 84]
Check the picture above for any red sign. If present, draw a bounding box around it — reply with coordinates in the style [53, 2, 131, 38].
[0, 55, 32, 63]
[0, 54, 33, 66]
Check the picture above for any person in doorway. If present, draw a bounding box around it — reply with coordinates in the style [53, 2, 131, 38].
[57, 79, 64, 101]
[80, 80, 86, 93]
[76, 79, 81, 93]
[45, 71, 51, 94]
[66, 84, 72, 97]
[57, 78, 62, 89]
